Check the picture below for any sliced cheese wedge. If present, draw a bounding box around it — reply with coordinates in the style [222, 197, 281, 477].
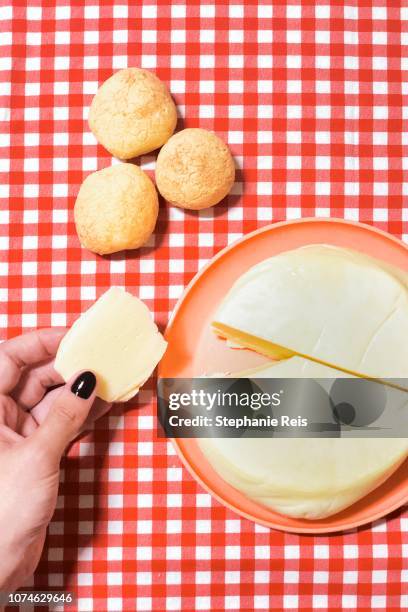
[212, 322, 408, 393]
[199, 357, 408, 519]
[55, 287, 167, 402]
[213, 245, 408, 378]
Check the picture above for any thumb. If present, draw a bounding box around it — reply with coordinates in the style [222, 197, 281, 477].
[30, 371, 97, 461]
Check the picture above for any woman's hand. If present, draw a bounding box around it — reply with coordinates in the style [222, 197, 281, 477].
[0, 329, 109, 591]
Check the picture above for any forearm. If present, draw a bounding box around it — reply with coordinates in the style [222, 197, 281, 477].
[0, 528, 45, 593]
[0, 542, 28, 591]
[0, 501, 37, 591]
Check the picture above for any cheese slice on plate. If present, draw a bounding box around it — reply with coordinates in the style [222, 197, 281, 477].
[55, 287, 167, 402]
[199, 357, 408, 519]
[213, 245, 408, 378]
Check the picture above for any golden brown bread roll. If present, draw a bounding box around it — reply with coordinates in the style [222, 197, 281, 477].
[74, 163, 158, 255]
[89, 68, 177, 159]
[155, 128, 235, 210]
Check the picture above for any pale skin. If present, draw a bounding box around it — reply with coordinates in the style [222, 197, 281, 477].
[0, 329, 110, 591]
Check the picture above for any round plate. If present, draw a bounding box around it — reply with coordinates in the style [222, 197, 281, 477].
[159, 218, 408, 534]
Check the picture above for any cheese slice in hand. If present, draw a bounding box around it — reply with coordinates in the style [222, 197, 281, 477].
[55, 287, 167, 402]
[213, 245, 408, 378]
[199, 357, 408, 519]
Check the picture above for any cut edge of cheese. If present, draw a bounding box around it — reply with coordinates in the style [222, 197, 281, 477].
[211, 321, 408, 393]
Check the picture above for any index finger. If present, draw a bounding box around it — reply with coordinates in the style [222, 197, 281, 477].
[0, 328, 66, 394]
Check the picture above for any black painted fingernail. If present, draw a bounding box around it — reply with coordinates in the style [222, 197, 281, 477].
[71, 371, 97, 399]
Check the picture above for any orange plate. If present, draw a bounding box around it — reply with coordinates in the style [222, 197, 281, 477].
[159, 218, 408, 534]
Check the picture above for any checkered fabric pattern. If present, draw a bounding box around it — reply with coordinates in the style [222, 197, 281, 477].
[0, 2, 407, 611]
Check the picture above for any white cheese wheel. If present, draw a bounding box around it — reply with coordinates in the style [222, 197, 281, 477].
[199, 358, 408, 519]
[214, 245, 408, 378]
[55, 287, 167, 402]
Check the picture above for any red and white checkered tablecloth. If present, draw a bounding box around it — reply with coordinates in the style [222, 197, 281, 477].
[1, 2, 407, 611]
